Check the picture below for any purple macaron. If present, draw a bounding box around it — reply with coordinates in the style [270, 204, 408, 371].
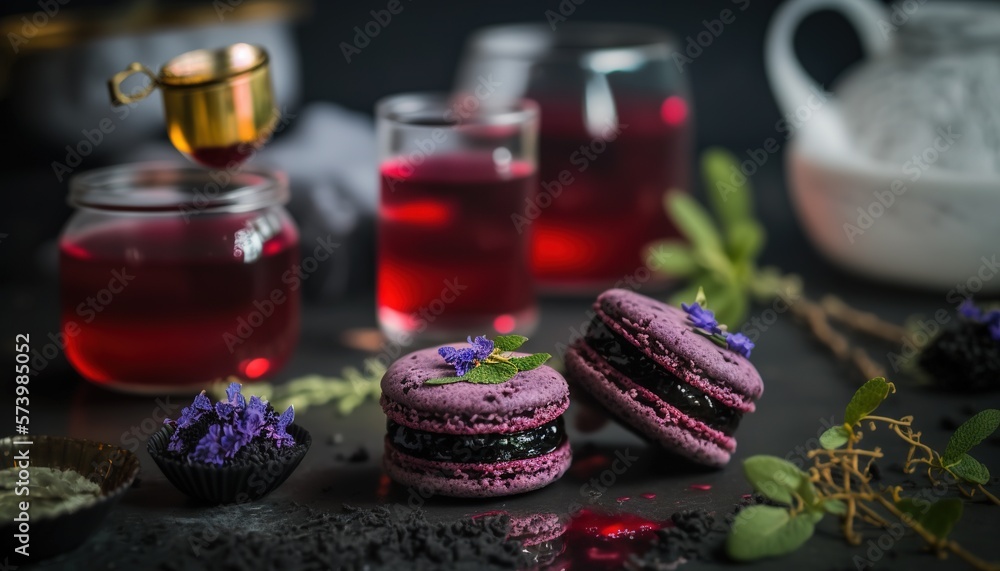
[565, 289, 764, 467]
[380, 346, 571, 497]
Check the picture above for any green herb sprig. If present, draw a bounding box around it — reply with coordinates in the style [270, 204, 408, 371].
[727, 378, 1000, 569]
[425, 335, 551, 385]
[210, 359, 386, 416]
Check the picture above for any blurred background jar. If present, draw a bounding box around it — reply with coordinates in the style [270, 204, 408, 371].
[59, 163, 300, 393]
[456, 23, 692, 294]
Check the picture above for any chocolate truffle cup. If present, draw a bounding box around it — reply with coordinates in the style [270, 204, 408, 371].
[147, 423, 310, 504]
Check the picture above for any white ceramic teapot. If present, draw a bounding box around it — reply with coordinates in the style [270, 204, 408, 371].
[766, 0, 1000, 293]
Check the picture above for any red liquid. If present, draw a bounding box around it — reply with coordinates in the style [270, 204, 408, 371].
[59, 212, 300, 390]
[378, 153, 536, 337]
[532, 95, 690, 289]
[554, 508, 667, 570]
[188, 143, 256, 169]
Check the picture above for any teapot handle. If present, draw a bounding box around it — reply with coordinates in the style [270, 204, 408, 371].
[765, 0, 890, 117]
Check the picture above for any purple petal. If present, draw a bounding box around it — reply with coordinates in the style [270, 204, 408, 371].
[958, 299, 983, 320]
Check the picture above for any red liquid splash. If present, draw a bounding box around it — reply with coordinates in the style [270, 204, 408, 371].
[378, 153, 536, 336]
[553, 508, 668, 570]
[641, 492, 657, 500]
[690, 484, 712, 491]
[531, 96, 690, 289]
[59, 213, 300, 389]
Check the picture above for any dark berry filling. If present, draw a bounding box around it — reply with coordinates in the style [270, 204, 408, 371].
[918, 321, 1000, 393]
[387, 417, 565, 463]
[584, 317, 742, 435]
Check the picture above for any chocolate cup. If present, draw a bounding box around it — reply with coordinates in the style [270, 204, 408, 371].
[0, 435, 141, 561]
[147, 423, 310, 504]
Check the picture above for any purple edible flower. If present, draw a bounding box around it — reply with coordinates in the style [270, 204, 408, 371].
[467, 335, 494, 361]
[958, 298, 983, 320]
[726, 332, 755, 359]
[272, 406, 296, 448]
[191, 424, 226, 466]
[990, 321, 1000, 342]
[438, 346, 478, 376]
[681, 302, 722, 335]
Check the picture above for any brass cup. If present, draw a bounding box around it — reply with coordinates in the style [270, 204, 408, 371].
[108, 43, 278, 168]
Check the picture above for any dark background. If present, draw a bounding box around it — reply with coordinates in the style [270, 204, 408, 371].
[0, 0, 876, 287]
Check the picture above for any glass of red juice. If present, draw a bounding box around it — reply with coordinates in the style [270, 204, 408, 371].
[457, 23, 693, 293]
[59, 164, 300, 393]
[376, 94, 539, 342]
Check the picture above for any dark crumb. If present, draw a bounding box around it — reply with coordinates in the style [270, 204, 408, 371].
[940, 416, 960, 431]
[628, 494, 774, 570]
[868, 462, 882, 482]
[165, 436, 305, 469]
[335, 446, 370, 463]
[918, 322, 1000, 392]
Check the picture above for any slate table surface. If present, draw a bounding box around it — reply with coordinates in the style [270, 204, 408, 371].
[4, 165, 1000, 570]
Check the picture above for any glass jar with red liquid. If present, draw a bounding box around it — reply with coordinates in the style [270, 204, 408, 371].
[59, 164, 300, 393]
[457, 23, 692, 293]
[376, 94, 539, 341]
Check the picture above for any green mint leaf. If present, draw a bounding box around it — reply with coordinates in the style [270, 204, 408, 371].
[742, 455, 807, 505]
[493, 335, 528, 352]
[820, 426, 850, 449]
[949, 453, 990, 485]
[919, 498, 964, 540]
[647, 240, 698, 277]
[424, 375, 468, 385]
[702, 147, 753, 237]
[823, 500, 847, 515]
[464, 362, 518, 384]
[665, 191, 725, 256]
[726, 506, 816, 561]
[844, 377, 891, 425]
[943, 409, 1000, 464]
[509, 353, 551, 371]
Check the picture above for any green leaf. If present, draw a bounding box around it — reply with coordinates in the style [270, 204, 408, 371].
[493, 335, 528, 352]
[844, 377, 891, 425]
[943, 409, 1000, 464]
[665, 191, 724, 255]
[702, 147, 753, 236]
[508, 353, 551, 371]
[710, 283, 748, 329]
[726, 506, 816, 561]
[695, 285, 708, 306]
[465, 362, 518, 384]
[743, 455, 807, 505]
[920, 498, 964, 540]
[726, 220, 766, 264]
[820, 426, 850, 449]
[895, 497, 931, 523]
[824, 500, 847, 515]
[647, 240, 699, 277]
[949, 454, 990, 485]
[424, 375, 466, 385]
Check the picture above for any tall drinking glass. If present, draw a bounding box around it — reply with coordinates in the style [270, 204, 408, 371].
[376, 94, 539, 341]
[457, 23, 692, 293]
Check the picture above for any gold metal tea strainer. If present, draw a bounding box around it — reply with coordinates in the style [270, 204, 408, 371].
[108, 43, 278, 168]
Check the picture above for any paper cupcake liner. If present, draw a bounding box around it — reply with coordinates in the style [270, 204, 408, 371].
[147, 423, 310, 504]
[0, 435, 140, 561]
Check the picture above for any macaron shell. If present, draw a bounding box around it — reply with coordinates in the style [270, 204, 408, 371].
[383, 439, 572, 498]
[595, 288, 763, 412]
[566, 342, 734, 467]
[381, 346, 570, 435]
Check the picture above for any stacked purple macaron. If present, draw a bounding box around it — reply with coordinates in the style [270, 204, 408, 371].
[380, 347, 572, 497]
[565, 289, 764, 467]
